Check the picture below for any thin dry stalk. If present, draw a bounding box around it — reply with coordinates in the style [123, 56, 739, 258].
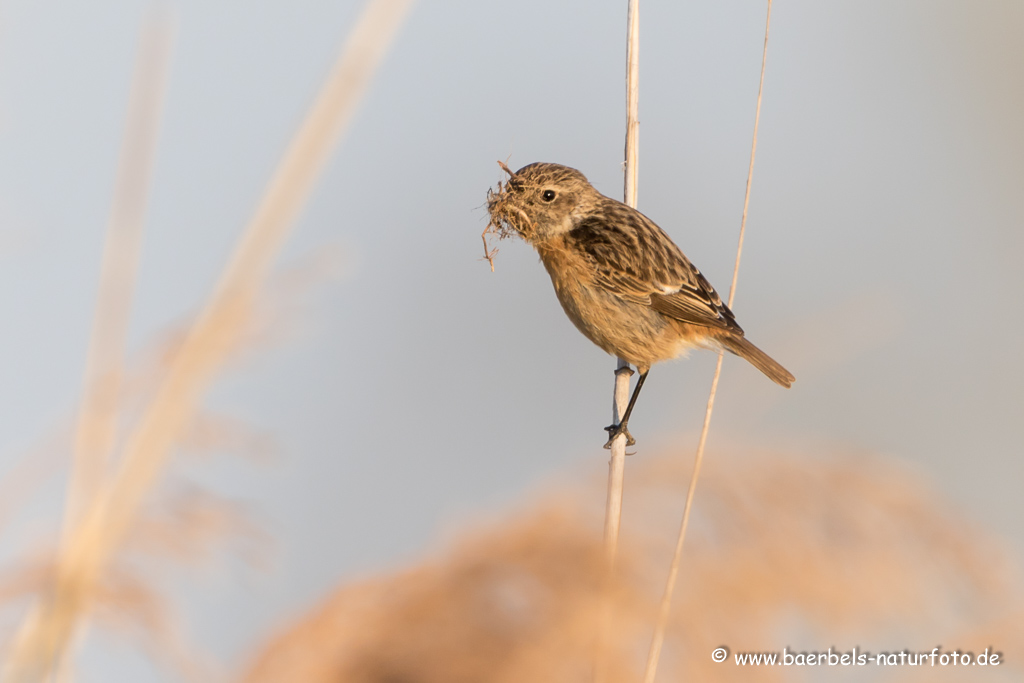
[622, 0, 640, 209]
[597, 1, 640, 681]
[63, 14, 173, 549]
[0, 18, 174, 678]
[597, 360, 631, 683]
[54, 19, 173, 679]
[1, 1, 414, 679]
[641, 2, 773, 681]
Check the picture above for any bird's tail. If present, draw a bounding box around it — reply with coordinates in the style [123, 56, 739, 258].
[721, 336, 794, 388]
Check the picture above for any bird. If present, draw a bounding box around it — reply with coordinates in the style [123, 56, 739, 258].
[486, 161, 793, 449]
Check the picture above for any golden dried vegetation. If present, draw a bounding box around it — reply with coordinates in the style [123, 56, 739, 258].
[0, 0, 414, 679]
[238, 448, 1023, 683]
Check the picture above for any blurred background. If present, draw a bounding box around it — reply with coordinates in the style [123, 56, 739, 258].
[0, 0, 1021, 680]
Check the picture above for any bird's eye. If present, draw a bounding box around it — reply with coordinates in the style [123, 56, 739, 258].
[542, 190, 556, 202]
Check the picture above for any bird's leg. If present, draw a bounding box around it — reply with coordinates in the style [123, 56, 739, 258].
[604, 369, 649, 449]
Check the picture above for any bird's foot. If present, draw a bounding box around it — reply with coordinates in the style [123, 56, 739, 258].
[603, 422, 636, 449]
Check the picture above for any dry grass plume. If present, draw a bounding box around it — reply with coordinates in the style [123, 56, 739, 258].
[238, 447, 1023, 683]
[0, 0, 414, 679]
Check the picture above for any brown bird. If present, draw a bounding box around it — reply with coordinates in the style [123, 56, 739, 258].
[486, 162, 793, 449]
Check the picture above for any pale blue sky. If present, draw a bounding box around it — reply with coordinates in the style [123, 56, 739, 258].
[0, 0, 1021, 679]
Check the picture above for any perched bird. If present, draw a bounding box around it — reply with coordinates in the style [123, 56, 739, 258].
[486, 162, 793, 449]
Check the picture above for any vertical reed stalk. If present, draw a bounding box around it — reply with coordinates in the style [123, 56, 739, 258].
[596, 2, 640, 681]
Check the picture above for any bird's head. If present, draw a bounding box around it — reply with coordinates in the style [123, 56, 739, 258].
[486, 162, 597, 244]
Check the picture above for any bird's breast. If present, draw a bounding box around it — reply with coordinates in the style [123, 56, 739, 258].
[533, 239, 693, 369]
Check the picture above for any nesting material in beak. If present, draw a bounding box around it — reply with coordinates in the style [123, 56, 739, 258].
[481, 161, 537, 271]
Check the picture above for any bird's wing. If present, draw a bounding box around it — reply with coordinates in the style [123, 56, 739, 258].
[648, 268, 739, 331]
[568, 210, 741, 332]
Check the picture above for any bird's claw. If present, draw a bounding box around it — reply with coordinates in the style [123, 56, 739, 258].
[603, 422, 636, 449]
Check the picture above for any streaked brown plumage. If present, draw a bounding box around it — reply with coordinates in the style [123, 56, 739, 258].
[486, 162, 793, 447]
